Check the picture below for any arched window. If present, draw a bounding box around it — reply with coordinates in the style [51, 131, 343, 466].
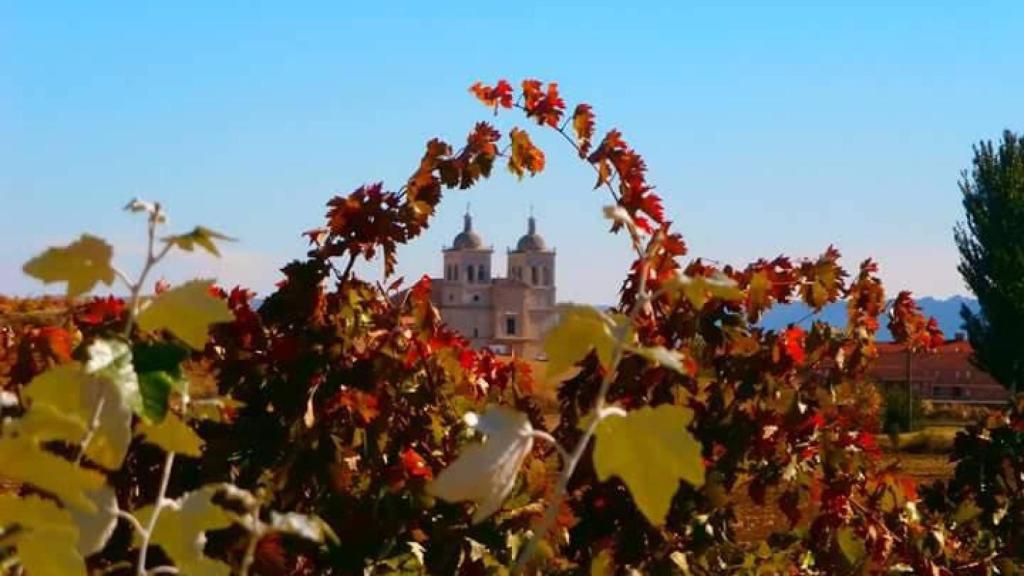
[453, 266, 458, 281]
[543, 267, 551, 286]
[478, 265, 486, 282]
[467, 265, 475, 283]
[531, 266, 538, 285]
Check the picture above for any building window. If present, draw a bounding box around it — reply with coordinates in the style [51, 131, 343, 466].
[448, 293, 453, 302]
[506, 316, 517, 335]
[467, 265, 474, 283]
[473, 327, 479, 338]
[453, 266, 458, 281]
[473, 294, 480, 302]
[543, 267, 551, 286]
[531, 266, 538, 285]
[478, 265, 486, 282]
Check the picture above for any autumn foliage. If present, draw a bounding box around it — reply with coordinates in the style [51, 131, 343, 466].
[1, 78, 1022, 575]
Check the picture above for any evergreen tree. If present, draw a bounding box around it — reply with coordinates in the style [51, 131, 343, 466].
[954, 130, 1024, 393]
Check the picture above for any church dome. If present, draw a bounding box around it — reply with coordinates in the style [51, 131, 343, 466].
[515, 216, 547, 252]
[452, 211, 484, 250]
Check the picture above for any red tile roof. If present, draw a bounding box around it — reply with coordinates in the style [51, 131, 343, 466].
[869, 339, 1009, 403]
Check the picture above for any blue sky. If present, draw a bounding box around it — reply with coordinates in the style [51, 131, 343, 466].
[2, 1, 1021, 304]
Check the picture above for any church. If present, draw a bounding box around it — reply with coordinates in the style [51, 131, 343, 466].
[430, 210, 558, 358]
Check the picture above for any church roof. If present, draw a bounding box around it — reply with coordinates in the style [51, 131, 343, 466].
[514, 215, 548, 252]
[452, 211, 485, 250]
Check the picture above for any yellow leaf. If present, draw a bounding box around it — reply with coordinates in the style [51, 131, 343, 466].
[137, 412, 205, 457]
[592, 405, 705, 525]
[543, 305, 627, 377]
[630, 345, 688, 374]
[19, 359, 135, 469]
[134, 486, 237, 576]
[137, 280, 234, 349]
[837, 526, 866, 566]
[664, 273, 743, 310]
[22, 234, 115, 298]
[0, 495, 87, 576]
[163, 226, 235, 257]
[590, 548, 615, 576]
[0, 438, 106, 512]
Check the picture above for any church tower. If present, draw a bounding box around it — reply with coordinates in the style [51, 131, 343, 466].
[438, 208, 493, 343]
[506, 213, 557, 345]
[507, 214, 555, 298]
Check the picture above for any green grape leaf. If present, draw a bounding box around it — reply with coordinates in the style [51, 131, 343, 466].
[19, 361, 133, 469]
[0, 438, 106, 512]
[543, 305, 629, 376]
[837, 527, 866, 566]
[22, 234, 115, 298]
[133, 342, 190, 423]
[137, 280, 234, 349]
[137, 412, 204, 457]
[134, 486, 237, 576]
[0, 495, 87, 576]
[592, 405, 705, 525]
[163, 226, 235, 257]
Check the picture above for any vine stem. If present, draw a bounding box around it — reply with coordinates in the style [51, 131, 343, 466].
[515, 255, 652, 572]
[77, 204, 170, 464]
[136, 451, 176, 576]
[238, 504, 264, 576]
[508, 109, 658, 571]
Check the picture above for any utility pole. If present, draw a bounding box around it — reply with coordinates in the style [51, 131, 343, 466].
[905, 345, 913, 432]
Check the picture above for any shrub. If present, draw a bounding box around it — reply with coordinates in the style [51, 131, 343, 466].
[0, 79, 1021, 575]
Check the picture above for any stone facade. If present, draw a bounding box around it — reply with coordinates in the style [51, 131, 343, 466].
[430, 211, 557, 358]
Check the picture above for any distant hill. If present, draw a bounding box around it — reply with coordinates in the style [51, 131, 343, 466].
[759, 295, 979, 341]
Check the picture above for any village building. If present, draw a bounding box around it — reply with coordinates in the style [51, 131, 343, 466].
[430, 210, 558, 358]
[870, 336, 1009, 404]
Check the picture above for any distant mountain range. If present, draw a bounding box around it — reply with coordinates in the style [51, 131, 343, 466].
[758, 295, 979, 341]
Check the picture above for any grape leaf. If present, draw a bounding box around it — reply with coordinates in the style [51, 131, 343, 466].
[664, 273, 744, 310]
[137, 412, 204, 457]
[22, 234, 115, 297]
[428, 406, 534, 523]
[0, 495, 87, 576]
[0, 438, 106, 512]
[507, 127, 545, 179]
[837, 527, 866, 566]
[572, 103, 595, 158]
[68, 486, 119, 555]
[543, 305, 628, 376]
[137, 280, 234, 349]
[134, 486, 236, 576]
[592, 405, 705, 525]
[19, 361, 133, 469]
[133, 342, 190, 422]
[629, 345, 688, 374]
[269, 512, 340, 544]
[163, 226, 235, 257]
